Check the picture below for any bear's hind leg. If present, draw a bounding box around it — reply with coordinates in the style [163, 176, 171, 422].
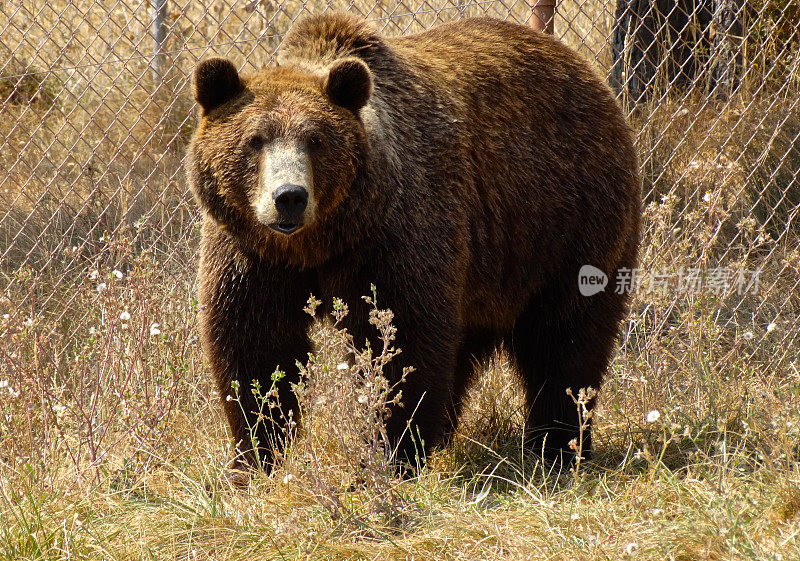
[510, 288, 628, 464]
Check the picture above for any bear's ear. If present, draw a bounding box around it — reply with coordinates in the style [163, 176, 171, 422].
[324, 58, 372, 113]
[193, 58, 244, 116]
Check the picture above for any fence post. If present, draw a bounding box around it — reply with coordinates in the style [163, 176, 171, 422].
[152, 0, 168, 85]
[611, 0, 717, 106]
[530, 0, 556, 34]
[710, 0, 744, 99]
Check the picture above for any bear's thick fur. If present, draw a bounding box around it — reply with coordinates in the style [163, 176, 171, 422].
[188, 13, 640, 472]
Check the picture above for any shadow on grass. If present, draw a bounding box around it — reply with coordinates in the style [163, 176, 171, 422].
[436, 417, 792, 501]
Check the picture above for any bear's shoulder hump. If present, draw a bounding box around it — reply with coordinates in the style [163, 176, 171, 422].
[280, 13, 386, 66]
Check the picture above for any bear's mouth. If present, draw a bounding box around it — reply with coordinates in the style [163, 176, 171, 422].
[269, 222, 302, 235]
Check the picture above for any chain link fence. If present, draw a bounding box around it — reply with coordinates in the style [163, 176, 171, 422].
[1, 1, 798, 415]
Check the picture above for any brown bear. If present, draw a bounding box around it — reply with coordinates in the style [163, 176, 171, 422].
[188, 13, 640, 473]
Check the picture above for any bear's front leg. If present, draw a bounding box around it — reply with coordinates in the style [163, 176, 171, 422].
[198, 227, 316, 475]
[383, 307, 460, 470]
[328, 262, 461, 472]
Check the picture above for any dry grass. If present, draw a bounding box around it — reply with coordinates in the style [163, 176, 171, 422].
[2, 278, 800, 559]
[1, 1, 800, 559]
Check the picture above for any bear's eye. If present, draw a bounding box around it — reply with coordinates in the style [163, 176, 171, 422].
[247, 135, 265, 151]
[308, 135, 323, 151]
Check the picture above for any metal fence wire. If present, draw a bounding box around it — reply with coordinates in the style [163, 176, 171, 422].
[1, 1, 799, 386]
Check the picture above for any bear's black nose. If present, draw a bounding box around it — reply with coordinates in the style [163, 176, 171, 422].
[272, 184, 308, 219]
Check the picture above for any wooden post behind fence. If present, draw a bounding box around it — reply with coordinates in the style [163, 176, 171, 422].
[530, 0, 556, 34]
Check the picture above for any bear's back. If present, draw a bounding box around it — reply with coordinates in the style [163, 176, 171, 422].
[278, 14, 639, 317]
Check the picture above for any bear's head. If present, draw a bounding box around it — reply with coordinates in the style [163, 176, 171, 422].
[188, 56, 372, 264]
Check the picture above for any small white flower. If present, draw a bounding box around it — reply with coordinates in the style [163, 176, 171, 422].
[53, 403, 67, 414]
[2, 314, 8, 320]
[112, 269, 124, 279]
[742, 331, 754, 341]
[0, 381, 8, 388]
[766, 323, 777, 333]
[149, 323, 161, 336]
[646, 409, 661, 423]
[22, 317, 35, 327]
[96, 282, 107, 292]
[89, 327, 98, 336]
[625, 542, 638, 555]
[89, 270, 100, 280]
[651, 508, 663, 516]
[226, 395, 233, 402]
[283, 473, 294, 484]
[336, 362, 349, 371]
[119, 311, 131, 321]
[357, 394, 368, 404]
[703, 192, 712, 202]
